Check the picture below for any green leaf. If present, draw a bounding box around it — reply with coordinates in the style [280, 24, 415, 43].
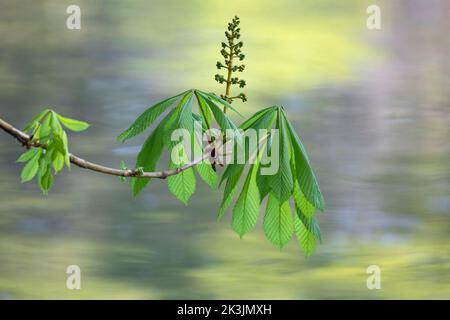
[23, 109, 50, 132]
[267, 109, 293, 203]
[197, 92, 239, 133]
[239, 106, 276, 130]
[191, 112, 207, 131]
[231, 163, 260, 237]
[20, 150, 41, 182]
[235, 107, 277, 202]
[130, 108, 178, 196]
[117, 91, 187, 142]
[51, 111, 63, 134]
[176, 91, 194, 133]
[283, 111, 325, 211]
[195, 163, 218, 189]
[190, 123, 217, 189]
[220, 161, 243, 186]
[196, 90, 243, 117]
[61, 130, 71, 169]
[17, 148, 39, 163]
[51, 133, 68, 155]
[292, 180, 315, 218]
[195, 92, 213, 129]
[218, 164, 245, 219]
[38, 164, 53, 195]
[231, 141, 264, 238]
[38, 113, 52, 143]
[56, 114, 90, 132]
[256, 171, 270, 200]
[293, 181, 322, 241]
[294, 213, 317, 256]
[52, 152, 65, 174]
[167, 145, 196, 205]
[263, 193, 294, 248]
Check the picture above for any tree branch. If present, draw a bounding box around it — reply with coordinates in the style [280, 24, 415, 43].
[0, 117, 212, 179]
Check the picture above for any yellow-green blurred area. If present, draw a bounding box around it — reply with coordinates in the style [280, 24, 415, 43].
[0, 0, 449, 299]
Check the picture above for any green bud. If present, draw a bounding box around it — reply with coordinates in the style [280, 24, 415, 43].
[239, 93, 247, 102]
[215, 74, 226, 84]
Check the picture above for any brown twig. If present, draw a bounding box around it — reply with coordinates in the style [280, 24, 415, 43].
[0, 117, 212, 179]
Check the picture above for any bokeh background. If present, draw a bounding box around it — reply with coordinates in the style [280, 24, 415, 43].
[0, 0, 448, 299]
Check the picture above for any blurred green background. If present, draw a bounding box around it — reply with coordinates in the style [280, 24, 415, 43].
[0, 0, 448, 299]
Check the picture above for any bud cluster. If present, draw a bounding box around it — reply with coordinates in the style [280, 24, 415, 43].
[214, 16, 247, 104]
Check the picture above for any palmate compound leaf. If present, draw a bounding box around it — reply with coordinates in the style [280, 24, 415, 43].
[18, 109, 89, 194]
[121, 89, 240, 199]
[218, 107, 277, 218]
[130, 91, 194, 197]
[219, 106, 324, 253]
